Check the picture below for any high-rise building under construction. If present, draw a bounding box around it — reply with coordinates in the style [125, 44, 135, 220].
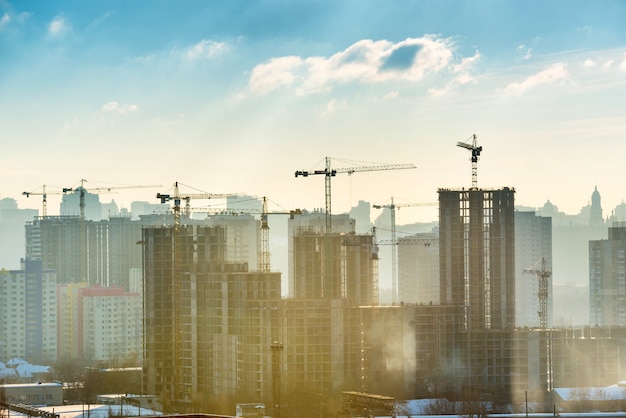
[288, 210, 378, 306]
[438, 187, 516, 330]
[141, 224, 281, 412]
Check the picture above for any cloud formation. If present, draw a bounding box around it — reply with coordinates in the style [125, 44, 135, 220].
[48, 15, 70, 36]
[503, 63, 568, 96]
[247, 36, 465, 96]
[620, 53, 626, 71]
[101, 101, 138, 114]
[183, 39, 228, 60]
[0, 12, 10, 29]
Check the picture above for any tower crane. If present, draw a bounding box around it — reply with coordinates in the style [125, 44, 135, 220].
[156, 181, 241, 230]
[523, 257, 552, 329]
[60, 180, 162, 283]
[372, 198, 437, 303]
[295, 157, 416, 235]
[22, 185, 65, 217]
[63, 179, 162, 220]
[196, 196, 301, 272]
[456, 134, 482, 188]
[258, 197, 301, 272]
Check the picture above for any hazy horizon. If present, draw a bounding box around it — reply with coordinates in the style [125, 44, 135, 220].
[1, 1, 626, 224]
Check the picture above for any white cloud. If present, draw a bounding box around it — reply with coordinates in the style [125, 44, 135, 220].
[48, 15, 70, 36]
[383, 91, 399, 101]
[101, 101, 139, 114]
[428, 50, 480, 97]
[517, 44, 533, 61]
[246, 35, 463, 96]
[583, 59, 596, 67]
[503, 63, 568, 96]
[620, 53, 626, 71]
[184, 39, 228, 60]
[318, 98, 347, 118]
[249, 56, 303, 95]
[602, 59, 615, 69]
[0, 13, 10, 29]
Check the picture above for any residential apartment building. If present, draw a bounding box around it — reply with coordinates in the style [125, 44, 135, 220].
[589, 223, 626, 326]
[56, 283, 142, 362]
[26, 215, 144, 289]
[0, 259, 57, 362]
[514, 211, 553, 328]
[79, 285, 142, 362]
[397, 232, 439, 305]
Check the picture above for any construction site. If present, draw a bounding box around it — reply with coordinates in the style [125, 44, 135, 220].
[12, 140, 626, 417]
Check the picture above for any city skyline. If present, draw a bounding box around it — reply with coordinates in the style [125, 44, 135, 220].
[2, 1, 626, 223]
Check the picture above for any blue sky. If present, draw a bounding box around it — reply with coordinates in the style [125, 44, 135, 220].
[2, 0, 626, 222]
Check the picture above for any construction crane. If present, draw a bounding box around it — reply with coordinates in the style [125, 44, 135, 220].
[523, 257, 552, 329]
[156, 181, 241, 230]
[372, 198, 437, 303]
[259, 197, 302, 273]
[196, 196, 300, 272]
[22, 185, 65, 217]
[295, 157, 416, 235]
[456, 134, 482, 188]
[63, 179, 162, 220]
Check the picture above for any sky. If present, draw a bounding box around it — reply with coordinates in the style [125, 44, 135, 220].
[2, 0, 626, 225]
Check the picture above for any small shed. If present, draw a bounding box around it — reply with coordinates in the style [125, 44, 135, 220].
[553, 386, 626, 412]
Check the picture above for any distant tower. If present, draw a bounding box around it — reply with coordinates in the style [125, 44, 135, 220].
[589, 186, 604, 227]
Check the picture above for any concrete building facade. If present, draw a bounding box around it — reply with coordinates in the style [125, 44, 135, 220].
[141, 224, 281, 412]
[79, 285, 142, 362]
[397, 233, 439, 305]
[438, 187, 516, 330]
[514, 211, 553, 328]
[0, 259, 57, 362]
[56, 283, 142, 362]
[589, 223, 626, 326]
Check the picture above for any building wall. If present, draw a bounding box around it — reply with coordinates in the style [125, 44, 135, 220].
[589, 223, 626, 327]
[79, 286, 142, 362]
[514, 211, 553, 328]
[287, 211, 355, 298]
[280, 299, 361, 396]
[0, 382, 63, 406]
[206, 213, 260, 270]
[439, 188, 516, 330]
[0, 259, 56, 362]
[142, 224, 282, 412]
[291, 233, 377, 305]
[397, 233, 439, 305]
[26, 216, 144, 289]
[56, 283, 141, 362]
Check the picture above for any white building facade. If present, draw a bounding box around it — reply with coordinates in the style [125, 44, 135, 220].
[0, 259, 57, 362]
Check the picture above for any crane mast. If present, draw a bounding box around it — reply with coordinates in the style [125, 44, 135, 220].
[523, 257, 552, 329]
[260, 197, 270, 273]
[22, 185, 65, 217]
[156, 181, 239, 230]
[295, 157, 416, 235]
[63, 179, 162, 220]
[456, 134, 482, 188]
[373, 198, 437, 303]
